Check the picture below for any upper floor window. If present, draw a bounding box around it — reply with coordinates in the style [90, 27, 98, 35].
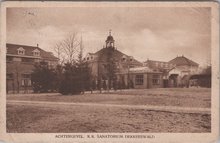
[121, 55, 127, 62]
[17, 47, 25, 55]
[32, 49, 40, 57]
[22, 57, 34, 63]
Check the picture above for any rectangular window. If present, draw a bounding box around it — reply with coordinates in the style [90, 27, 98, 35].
[33, 52, 40, 56]
[152, 74, 160, 85]
[6, 57, 13, 62]
[7, 73, 14, 79]
[34, 59, 40, 63]
[18, 50, 25, 55]
[135, 74, 144, 85]
[22, 74, 31, 78]
[22, 58, 34, 63]
[13, 57, 22, 62]
[21, 74, 32, 87]
[21, 79, 32, 86]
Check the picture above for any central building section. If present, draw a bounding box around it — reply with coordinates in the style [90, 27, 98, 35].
[84, 31, 143, 89]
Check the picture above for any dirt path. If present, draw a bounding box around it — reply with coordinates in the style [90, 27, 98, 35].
[7, 100, 211, 114]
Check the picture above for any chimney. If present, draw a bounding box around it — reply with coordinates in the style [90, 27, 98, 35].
[37, 44, 39, 47]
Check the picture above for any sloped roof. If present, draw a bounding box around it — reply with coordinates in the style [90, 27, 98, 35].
[144, 59, 168, 64]
[93, 47, 142, 66]
[6, 43, 59, 60]
[130, 67, 153, 73]
[168, 56, 199, 67]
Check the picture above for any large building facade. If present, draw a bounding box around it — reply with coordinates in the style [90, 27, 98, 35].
[85, 32, 164, 89]
[85, 32, 200, 89]
[6, 43, 59, 93]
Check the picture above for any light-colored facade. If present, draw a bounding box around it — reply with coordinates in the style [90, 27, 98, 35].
[167, 56, 199, 87]
[128, 67, 163, 89]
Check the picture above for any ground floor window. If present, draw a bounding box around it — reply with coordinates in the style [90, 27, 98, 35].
[135, 74, 144, 85]
[7, 73, 14, 79]
[152, 74, 160, 85]
[21, 74, 32, 87]
[21, 79, 32, 86]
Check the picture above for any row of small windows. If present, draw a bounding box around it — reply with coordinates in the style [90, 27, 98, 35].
[6, 57, 56, 67]
[83, 55, 133, 62]
[144, 62, 175, 68]
[7, 73, 32, 87]
[155, 62, 175, 68]
[84, 56, 94, 61]
[7, 47, 40, 56]
[121, 56, 133, 62]
[7, 57, 37, 63]
[135, 74, 161, 86]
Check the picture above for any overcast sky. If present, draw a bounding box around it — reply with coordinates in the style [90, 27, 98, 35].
[7, 7, 211, 66]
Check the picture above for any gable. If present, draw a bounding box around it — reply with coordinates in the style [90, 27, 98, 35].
[93, 48, 142, 67]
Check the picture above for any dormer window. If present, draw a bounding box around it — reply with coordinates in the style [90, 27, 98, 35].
[129, 56, 133, 62]
[32, 49, 40, 57]
[17, 47, 25, 55]
[122, 55, 127, 61]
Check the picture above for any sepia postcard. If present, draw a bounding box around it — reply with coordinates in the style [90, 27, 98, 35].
[0, 1, 219, 143]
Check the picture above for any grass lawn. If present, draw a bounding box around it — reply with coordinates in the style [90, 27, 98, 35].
[7, 88, 211, 108]
[6, 88, 211, 133]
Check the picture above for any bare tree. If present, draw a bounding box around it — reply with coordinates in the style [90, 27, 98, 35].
[78, 35, 84, 64]
[54, 42, 63, 63]
[54, 32, 81, 64]
[60, 33, 81, 64]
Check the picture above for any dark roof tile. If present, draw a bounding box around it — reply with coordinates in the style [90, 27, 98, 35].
[6, 43, 59, 60]
[168, 56, 199, 66]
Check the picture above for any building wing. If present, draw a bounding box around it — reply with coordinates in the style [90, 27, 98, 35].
[6, 43, 59, 61]
[168, 56, 199, 67]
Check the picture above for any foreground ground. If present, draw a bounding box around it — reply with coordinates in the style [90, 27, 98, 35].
[7, 88, 211, 133]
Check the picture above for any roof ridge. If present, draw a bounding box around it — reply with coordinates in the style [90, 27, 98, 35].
[7, 43, 38, 48]
[183, 56, 198, 66]
[182, 56, 191, 65]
